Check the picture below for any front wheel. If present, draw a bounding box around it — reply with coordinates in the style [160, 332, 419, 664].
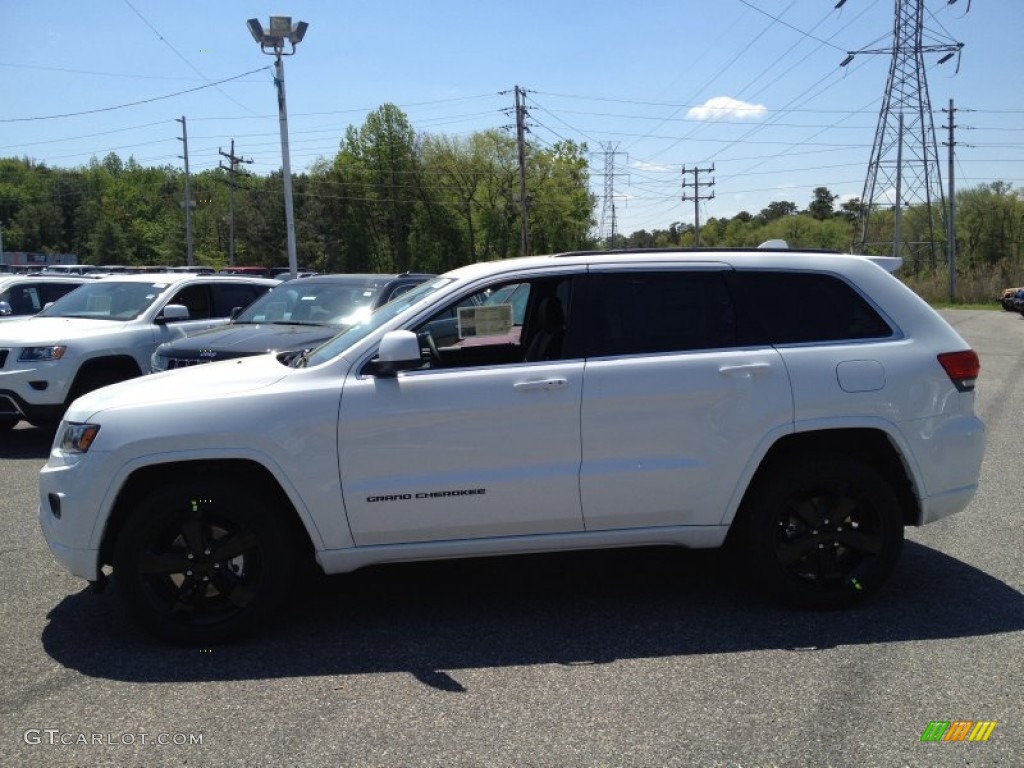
[113, 480, 295, 644]
[741, 454, 904, 608]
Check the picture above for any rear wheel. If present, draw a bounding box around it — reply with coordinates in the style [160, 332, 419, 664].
[742, 454, 904, 608]
[113, 480, 295, 644]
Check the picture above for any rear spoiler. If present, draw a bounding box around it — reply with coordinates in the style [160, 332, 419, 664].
[756, 241, 903, 273]
[864, 256, 903, 273]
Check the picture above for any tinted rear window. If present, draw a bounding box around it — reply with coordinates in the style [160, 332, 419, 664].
[732, 271, 893, 345]
[584, 271, 736, 357]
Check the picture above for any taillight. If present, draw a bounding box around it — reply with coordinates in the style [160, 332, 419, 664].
[937, 350, 980, 392]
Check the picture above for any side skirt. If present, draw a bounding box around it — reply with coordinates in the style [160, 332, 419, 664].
[316, 525, 729, 575]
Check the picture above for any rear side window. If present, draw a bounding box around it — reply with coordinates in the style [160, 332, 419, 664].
[583, 271, 736, 357]
[732, 271, 892, 345]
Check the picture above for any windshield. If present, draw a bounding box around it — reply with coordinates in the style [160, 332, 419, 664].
[301, 277, 452, 367]
[36, 280, 168, 321]
[238, 279, 385, 327]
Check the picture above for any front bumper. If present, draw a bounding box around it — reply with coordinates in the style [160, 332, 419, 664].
[38, 449, 111, 582]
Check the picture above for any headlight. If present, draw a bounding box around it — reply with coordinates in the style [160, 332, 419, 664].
[150, 352, 167, 372]
[59, 423, 101, 453]
[19, 345, 67, 362]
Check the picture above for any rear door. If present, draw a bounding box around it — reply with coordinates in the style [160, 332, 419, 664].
[577, 266, 793, 530]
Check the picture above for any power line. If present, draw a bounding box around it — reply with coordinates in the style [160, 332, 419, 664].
[0, 67, 269, 123]
[121, 0, 256, 115]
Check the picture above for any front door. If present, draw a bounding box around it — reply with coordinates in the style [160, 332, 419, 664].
[339, 276, 585, 546]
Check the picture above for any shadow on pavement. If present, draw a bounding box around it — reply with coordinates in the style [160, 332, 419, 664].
[39, 541, 1024, 690]
[0, 424, 55, 460]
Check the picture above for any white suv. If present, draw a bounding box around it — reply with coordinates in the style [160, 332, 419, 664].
[38, 249, 985, 643]
[0, 273, 277, 430]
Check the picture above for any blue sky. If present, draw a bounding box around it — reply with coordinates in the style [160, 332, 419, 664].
[2, 0, 1021, 238]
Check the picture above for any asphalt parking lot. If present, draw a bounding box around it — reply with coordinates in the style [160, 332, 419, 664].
[1, 308, 1021, 767]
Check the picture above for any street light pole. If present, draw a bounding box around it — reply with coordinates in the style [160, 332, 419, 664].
[274, 55, 298, 280]
[247, 16, 308, 280]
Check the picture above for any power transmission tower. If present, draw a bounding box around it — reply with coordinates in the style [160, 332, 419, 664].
[176, 116, 194, 266]
[219, 140, 254, 267]
[681, 164, 715, 247]
[598, 142, 628, 244]
[846, 0, 965, 266]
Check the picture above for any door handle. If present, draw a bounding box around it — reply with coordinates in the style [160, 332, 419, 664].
[718, 362, 772, 378]
[513, 378, 568, 391]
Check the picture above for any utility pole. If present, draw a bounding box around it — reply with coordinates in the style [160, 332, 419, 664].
[942, 99, 958, 302]
[514, 85, 530, 257]
[176, 116, 194, 267]
[219, 140, 253, 267]
[681, 164, 715, 247]
[599, 142, 628, 244]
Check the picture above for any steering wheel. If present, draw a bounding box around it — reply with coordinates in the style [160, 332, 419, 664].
[417, 330, 442, 366]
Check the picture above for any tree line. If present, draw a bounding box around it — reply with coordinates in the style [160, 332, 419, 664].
[2, 103, 1022, 298]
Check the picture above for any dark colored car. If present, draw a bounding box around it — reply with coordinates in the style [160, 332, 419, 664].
[999, 286, 1023, 311]
[149, 272, 433, 372]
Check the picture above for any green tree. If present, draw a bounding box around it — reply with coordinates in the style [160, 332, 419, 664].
[807, 187, 838, 220]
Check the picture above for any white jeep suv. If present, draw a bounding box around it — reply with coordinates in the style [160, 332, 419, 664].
[1, 273, 276, 430]
[39, 249, 985, 643]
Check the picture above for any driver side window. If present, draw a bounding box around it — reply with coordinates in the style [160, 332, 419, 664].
[412, 277, 573, 370]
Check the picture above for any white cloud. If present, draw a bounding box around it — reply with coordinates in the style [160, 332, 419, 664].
[631, 160, 674, 172]
[687, 96, 766, 121]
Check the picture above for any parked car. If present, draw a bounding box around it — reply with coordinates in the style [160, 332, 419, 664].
[39, 247, 985, 644]
[0, 272, 276, 430]
[999, 286, 1023, 311]
[1009, 288, 1024, 314]
[218, 266, 273, 278]
[150, 273, 433, 372]
[0, 275, 91, 321]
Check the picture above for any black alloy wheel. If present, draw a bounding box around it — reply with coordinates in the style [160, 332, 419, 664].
[113, 481, 294, 644]
[744, 454, 904, 608]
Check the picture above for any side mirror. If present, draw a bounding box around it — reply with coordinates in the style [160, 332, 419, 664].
[0, 301, 11, 317]
[373, 330, 422, 377]
[156, 304, 190, 324]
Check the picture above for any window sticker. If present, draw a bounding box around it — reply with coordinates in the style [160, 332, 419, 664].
[86, 295, 112, 312]
[457, 303, 513, 338]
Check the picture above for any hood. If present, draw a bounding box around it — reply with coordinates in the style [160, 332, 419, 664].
[154, 322, 338, 360]
[0, 316, 130, 344]
[67, 353, 292, 421]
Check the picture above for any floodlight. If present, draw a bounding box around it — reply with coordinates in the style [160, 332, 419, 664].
[269, 16, 293, 36]
[246, 18, 264, 44]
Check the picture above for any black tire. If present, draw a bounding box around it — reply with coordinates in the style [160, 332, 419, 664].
[741, 454, 904, 608]
[113, 480, 295, 644]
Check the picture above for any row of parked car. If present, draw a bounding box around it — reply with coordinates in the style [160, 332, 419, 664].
[0, 270, 432, 431]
